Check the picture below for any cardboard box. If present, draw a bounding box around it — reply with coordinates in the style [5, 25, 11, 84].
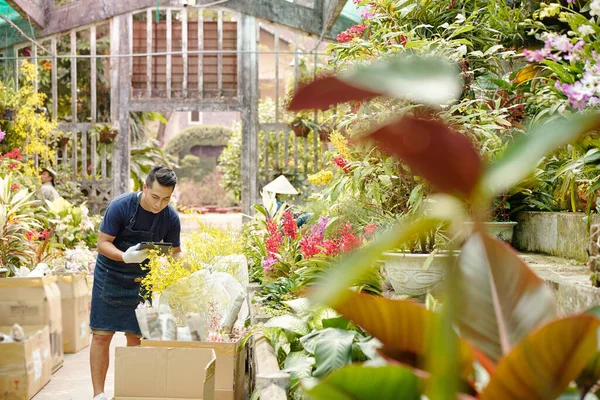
[0, 276, 64, 373]
[114, 345, 216, 400]
[0, 325, 52, 400]
[141, 339, 245, 400]
[57, 273, 91, 354]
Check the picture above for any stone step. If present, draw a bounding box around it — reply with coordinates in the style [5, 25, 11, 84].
[520, 253, 600, 315]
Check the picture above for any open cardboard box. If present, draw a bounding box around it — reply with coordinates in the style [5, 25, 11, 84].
[0, 325, 52, 400]
[114, 345, 216, 400]
[141, 339, 246, 400]
[56, 273, 91, 353]
[0, 276, 64, 373]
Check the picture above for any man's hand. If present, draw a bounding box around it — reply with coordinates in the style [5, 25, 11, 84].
[122, 244, 150, 264]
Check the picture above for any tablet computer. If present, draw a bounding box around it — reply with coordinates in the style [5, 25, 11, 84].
[138, 242, 173, 255]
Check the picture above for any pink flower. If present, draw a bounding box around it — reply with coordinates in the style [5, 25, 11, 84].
[0, 130, 5, 143]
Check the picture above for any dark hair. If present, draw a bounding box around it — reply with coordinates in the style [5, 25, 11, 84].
[42, 169, 55, 186]
[146, 165, 178, 188]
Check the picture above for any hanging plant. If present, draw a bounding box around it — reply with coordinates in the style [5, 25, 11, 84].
[289, 116, 315, 138]
[318, 123, 332, 142]
[93, 124, 118, 144]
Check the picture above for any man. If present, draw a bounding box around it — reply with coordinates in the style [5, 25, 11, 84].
[89, 165, 181, 400]
[37, 167, 60, 202]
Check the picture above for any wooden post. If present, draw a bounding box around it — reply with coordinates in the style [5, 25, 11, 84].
[198, 8, 203, 98]
[240, 14, 259, 215]
[146, 8, 152, 97]
[217, 9, 223, 97]
[51, 37, 58, 119]
[71, 30, 78, 123]
[181, 8, 188, 98]
[111, 15, 132, 197]
[166, 9, 172, 99]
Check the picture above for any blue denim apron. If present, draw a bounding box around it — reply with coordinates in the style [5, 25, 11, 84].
[90, 193, 158, 335]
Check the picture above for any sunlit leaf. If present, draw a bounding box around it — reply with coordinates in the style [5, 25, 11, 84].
[264, 314, 311, 337]
[576, 307, 600, 397]
[482, 315, 600, 400]
[364, 116, 482, 198]
[513, 64, 539, 84]
[331, 290, 473, 375]
[288, 55, 462, 111]
[481, 113, 600, 201]
[303, 365, 421, 400]
[313, 331, 355, 377]
[456, 231, 556, 363]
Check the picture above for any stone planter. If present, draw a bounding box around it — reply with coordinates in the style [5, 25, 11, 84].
[382, 251, 460, 297]
[464, 221, 518, 244]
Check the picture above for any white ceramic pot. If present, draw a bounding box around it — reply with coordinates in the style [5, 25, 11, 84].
[383, 252, 459, 297]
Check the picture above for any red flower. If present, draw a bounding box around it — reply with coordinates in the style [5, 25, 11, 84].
[300, 234, 322, 259]
[399, 35, 408, 46]
[5, 148, 22, 161]
[338, 223, 362, 253]
[322, 240, 340, 256]
[337, 24, 367, 43]
[10, 183, 19, 191]
[25, 231, 40, 241]
[282, 211, 298, 239]
[265, 219, 283, 256]
[333, 156, 351, 173]
[7, 162, 19, 170]
[364, 223, 377, 238]
[40, 229, 50, 240]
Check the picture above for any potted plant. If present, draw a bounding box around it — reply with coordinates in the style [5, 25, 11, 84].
[289, 115, 315, 138]
[317, 123, 331, 142]
[92, 124, 118, 145]
[382, 222, 460, 297]
[56, 131, 71, 147]
[462, 193, 518, 244]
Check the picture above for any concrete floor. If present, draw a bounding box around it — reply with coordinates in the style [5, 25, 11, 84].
[33, 334, 126, 400]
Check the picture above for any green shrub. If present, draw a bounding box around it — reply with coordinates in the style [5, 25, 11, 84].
[165, 125, 232, 160]
[177, 154, 216, 182]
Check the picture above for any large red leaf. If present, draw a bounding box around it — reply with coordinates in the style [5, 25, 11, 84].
[288, 75, 378, 112]
[364, 116, 482, 198]
[481, 315, 600, 400]
[332, 290, 474, 376]
[456, 230, 556, 363]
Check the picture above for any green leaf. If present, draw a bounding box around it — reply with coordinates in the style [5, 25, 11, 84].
[265, 314, 311, 337]
[311, 307, 340, 331]
[300, 328, 356, 356]
[284, 298, 312, 314]
[542, 60, 576, 84]
[289, 55, 462, 111]
[482, 315, 600, 399]
[284, 351, 315, 380]
[456, 231, 556, 363]
[304, 365, 421, 400]
[313, 331, 355, 377]
[481, 113, 600, 200]
[322, 317, 350, 330]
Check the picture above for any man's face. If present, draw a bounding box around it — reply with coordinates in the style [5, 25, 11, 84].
[40, 171, 52, 184]
[142, 181, 174, 214]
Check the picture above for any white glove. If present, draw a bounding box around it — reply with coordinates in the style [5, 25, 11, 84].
[122, 244, 150, 264]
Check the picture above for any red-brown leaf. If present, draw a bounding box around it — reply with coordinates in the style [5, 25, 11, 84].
[364, 116, 482, 198]
[288, 76, 378, 112]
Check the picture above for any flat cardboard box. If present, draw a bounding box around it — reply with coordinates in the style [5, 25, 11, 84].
[141, 339, 245, 400]
[114, 345, 216, 400]
[0, 276, 64, 373]
[0, 325, 52, 400]
[57, 273, 91, 354]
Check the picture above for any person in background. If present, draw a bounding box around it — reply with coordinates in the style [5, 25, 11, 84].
[262, 175, 310, 227]
[89, 165, 182, 400]
[37, 167, 61, 202]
